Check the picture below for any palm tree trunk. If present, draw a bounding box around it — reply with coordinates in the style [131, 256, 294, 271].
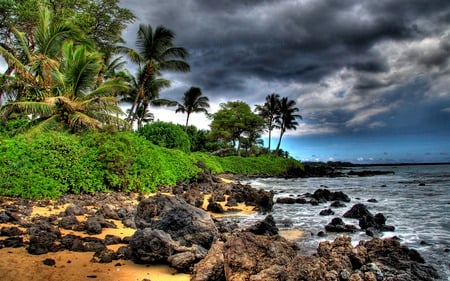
[185, 113, 190, 131]
[127, 87, 142, 124]
[268, 129, 272, 153]
[275, 129, 285, 152]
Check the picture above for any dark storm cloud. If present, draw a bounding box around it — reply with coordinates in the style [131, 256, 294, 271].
[120, 0, 450, 136]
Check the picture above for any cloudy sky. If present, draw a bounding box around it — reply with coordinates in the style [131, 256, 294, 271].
[119, 0, 450, 163]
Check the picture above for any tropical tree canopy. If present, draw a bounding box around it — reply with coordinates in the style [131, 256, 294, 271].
[0, 5, 129, 134]
[176, 86, 210, 129]
[0, 0, 135, 59]
[122, 24, 190, 127]
[210, 101, 265, 155]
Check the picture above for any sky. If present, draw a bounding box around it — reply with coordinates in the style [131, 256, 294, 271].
[117, 0, 450, 164]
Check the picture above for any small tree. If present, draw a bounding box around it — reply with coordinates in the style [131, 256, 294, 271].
[138, 121, 190, 152]
[210, 101, 265, 156]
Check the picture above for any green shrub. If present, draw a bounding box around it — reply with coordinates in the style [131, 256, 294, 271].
[138, 121, 191, 153]
[0, 132, 103, 198]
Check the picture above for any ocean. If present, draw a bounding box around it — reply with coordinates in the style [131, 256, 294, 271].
[242, 164, 450, 280]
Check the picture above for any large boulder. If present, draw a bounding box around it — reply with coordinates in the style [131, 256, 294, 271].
[135, 194, 218, 249]
[343, 203, 372, 219]
[223, 232, 298, 281]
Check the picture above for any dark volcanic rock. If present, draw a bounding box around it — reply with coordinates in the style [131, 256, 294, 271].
[246, 215, 279, 236]
[135, 194, 218, 249]
[343, 203, 372, 219]
[206, 201, 225, 214]
[91, 248, 117, 263]
[27, 231, 60, 254]
[58, 215, 80, 230]
[245, 188, 274, 212]
[276, 197, 297, 204]
[191, 241, 225, 281]
[330, 200, 346, 208]
[319, 208, 335, 216]
[325, 217, 358, 233]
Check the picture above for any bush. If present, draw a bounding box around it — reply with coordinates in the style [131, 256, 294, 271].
[138, 121, 191, 152]
[0, 132, 103, 198]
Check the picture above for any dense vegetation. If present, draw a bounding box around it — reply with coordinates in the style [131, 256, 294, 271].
[0, 1, 304, 199]
[0, 131, 302, 199]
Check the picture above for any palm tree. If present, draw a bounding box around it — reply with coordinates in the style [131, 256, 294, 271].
[122, 70, 171, 130]
[0, 6, 86, 103]
[255, 93, 281, 152]
[122, 24, 190, 126]
[1, 42, 129, 134]
[176, 87, 210, 130]
[275, 97, 302, 153]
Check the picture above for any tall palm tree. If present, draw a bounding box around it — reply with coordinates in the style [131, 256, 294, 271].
[1, 42, 129, 134]
[275, 97, 302, 152]
[122, 24, 190, 126]
[176, 86, 209, 130]
[255, 93, 281, 152]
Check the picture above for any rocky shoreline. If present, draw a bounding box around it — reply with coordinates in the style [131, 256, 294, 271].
[0, 172, 440, 281]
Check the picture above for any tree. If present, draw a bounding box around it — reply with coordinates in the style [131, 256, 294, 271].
[255, 93, 281, 153]
[275, 97, 302, 152]
[122, 24, 190, 126]
[0, 0, 135, 59]
[176, 86, 210, 130]
[0, 5, 87, 104]
[1, 41, 129, 134]
[210, 101, 265, 156]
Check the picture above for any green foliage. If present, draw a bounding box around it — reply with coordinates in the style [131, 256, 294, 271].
[0, 132, 103, 198]
[210, 101, 265, 155]
[190, 153, 303, 176]
[138, 121, 191, 153]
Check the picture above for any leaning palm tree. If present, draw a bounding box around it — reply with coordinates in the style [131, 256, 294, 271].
[122, 70, 172, 129]
[176, 86, 209, 130]
[1, 42, 129, 134]
[275, 97, 302, 153]
[255, 93, 281, 152]
[121, 24, 190, 126]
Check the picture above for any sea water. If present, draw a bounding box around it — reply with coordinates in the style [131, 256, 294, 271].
[243, 164, 450, 280]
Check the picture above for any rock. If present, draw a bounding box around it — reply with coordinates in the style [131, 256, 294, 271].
[246, 215, 279, 236]
[85, 216, 103, 235]
[295, 197, 308, 204]
[182, 187, 204, 208]
[103, 234, 122, 245]
[0, 211, 11, 223]
[65, 204, 86, 216]
[331, 191, 351, 202]
[168, 251, 196, 272]
[135, 194, 218, 249]
[58, 215, 80, 230]
[91, 248, 118, 263]
[101, 204, 120, 220]
[368, 198, 378, 203]
[276, 197, 297, 204]
[0, 226, 23, 236]
[42, 258, 56, 266]
[330, 200, 346, 208]
[191, 242, 225, 281]
[313, 189, 332, 201]
[27, 231, 60, 255]
[343, 203, 372, 219]
[223, 232, 297, 281]
[245, 189, 274, 212]
[206, 201, 225, 214]
[319, 208, 335, 216]
[129, 229, 176, 263]
[325, 217, 358, 233]
[4, 237, 25, 248]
